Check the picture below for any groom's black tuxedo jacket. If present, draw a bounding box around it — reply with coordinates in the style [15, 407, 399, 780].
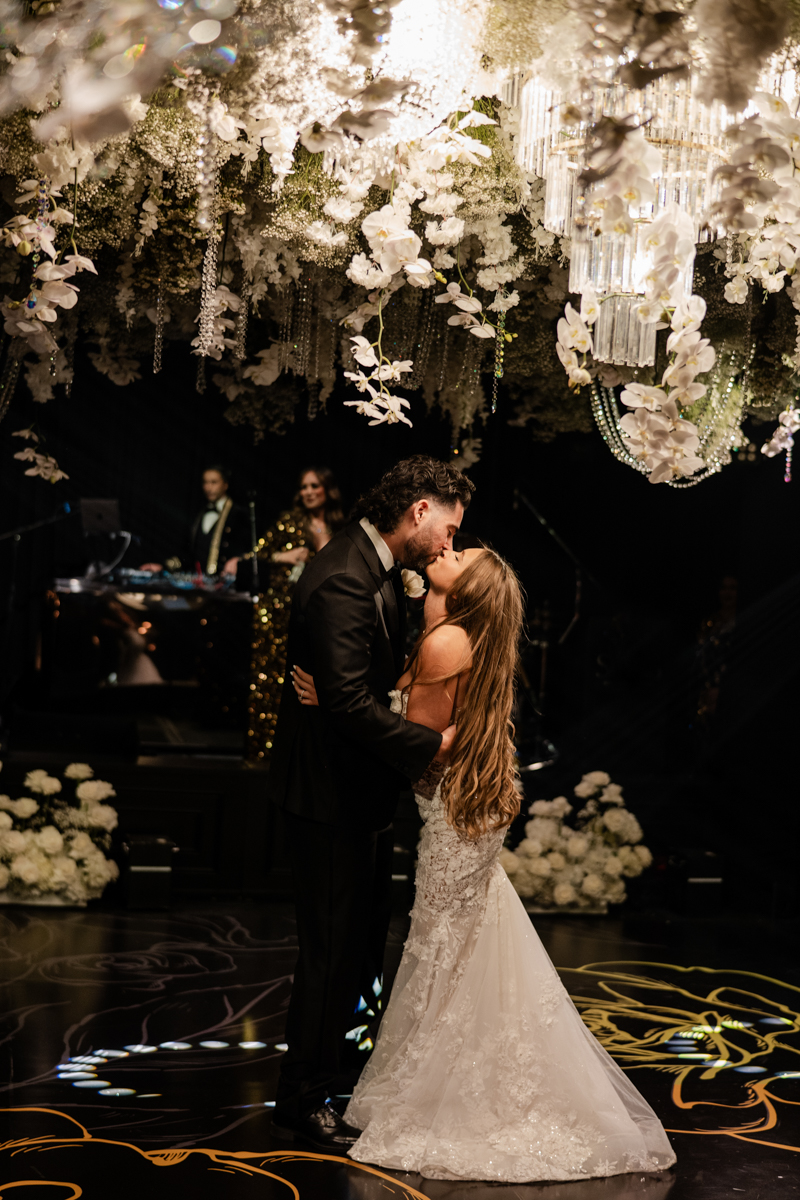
[267, 521, 441, 830]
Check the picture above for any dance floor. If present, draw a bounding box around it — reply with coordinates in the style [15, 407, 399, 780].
[1, 900, 798, 1200]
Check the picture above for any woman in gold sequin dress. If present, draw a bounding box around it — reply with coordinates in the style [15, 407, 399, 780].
[246, 467, 345, 763]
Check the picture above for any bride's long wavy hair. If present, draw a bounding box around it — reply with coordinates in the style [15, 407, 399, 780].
[411, 547, 524, 840]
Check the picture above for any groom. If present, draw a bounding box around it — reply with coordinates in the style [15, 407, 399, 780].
[268, 455, 474, 1150]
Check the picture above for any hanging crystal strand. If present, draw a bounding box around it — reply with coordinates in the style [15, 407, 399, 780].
[307, 293, 321, 419]
[279, 282, 295, 371]
[454, 325, 479, 391]
[292, 274, 314, 377]
[191, 75, 217, 237]
[63, 312, 78, 397]
[153, 279, 166, 374]
[492, 310, 506, 413]
[313, 294, 321, 385]
[234, 282, 250, 361]
[404, 289, 436, 389]
[197, 169, 221, 358]
[327, 312, 336, 377]
[785, 435, 794, 484]
[0, 340, 23, 423]
[189, 76, 221, 364]
[392, 286, 419, 363]
[437, 311, 450, 392]
[196, 355, 207, 395]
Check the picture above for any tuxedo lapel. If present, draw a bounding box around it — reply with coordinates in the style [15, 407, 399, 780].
[347, 523, 404, 669]
[380, 574, 400, 636]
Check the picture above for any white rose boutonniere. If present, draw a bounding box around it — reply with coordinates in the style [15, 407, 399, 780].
[401, 569, 426, 599]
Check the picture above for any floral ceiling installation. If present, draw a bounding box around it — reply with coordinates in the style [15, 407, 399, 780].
[0, 0, 799, 482]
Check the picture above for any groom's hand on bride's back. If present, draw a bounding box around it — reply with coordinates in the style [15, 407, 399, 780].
[434, 723, 457, 762]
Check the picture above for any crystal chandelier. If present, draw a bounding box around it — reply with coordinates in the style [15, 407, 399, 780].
[372, 0, 489, 144]
[514, 69, 734, 368]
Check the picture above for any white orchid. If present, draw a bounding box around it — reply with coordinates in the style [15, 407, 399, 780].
[668, 380, 707, 406]
[379, 230, 423, 275]
[664, 336, 715, 381]
[447, 311, 480, 328]
[373, 394, 412, 426]
[18, 452, 69, 482]
[350, 335, 379, 368]
[453, 295, 482, 314]
[567, 364, 591, 386]
[620, 383, 669, 411]
[343, 371, 378, 396]
[579, 287, 599, 326]
[635, 298, 666, 325]
[556, 343, 578, 372]
[361, 205, 408, 251]
[648, 449, 705, 485]
[343, 396, 385, 420]
[435, 282, 463, 305]
[375, 360, 413, 381]
[762, 406, 800, 458]
[243, 346, 282, 388]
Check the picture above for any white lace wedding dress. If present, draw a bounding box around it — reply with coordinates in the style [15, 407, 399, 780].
[345, 690, 676, 1183]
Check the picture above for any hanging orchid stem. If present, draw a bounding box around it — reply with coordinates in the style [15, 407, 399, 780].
[371, 288, 395, 400]
[70, 166, 79, 257]
[455, 243, 500, 337]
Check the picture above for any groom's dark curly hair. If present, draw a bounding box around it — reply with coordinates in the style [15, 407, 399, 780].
[353, 455, 475, 532]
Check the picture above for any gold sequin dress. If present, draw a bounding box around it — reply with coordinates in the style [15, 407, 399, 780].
[246, 509, 313, 764]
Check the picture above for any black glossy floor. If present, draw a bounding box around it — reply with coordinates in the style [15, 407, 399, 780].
[1, 900, 799, 1200]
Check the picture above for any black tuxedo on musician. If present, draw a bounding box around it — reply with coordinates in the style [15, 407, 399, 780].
[269, 520, 441, 1121]
[188, 501, 250, 575]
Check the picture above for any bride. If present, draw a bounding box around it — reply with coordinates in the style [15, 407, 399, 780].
[292, 545, 676, 1183]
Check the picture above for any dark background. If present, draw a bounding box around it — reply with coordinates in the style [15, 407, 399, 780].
[1, 341, 798, 914]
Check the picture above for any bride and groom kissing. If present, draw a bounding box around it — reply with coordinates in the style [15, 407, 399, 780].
[267, 455, 675, 1184]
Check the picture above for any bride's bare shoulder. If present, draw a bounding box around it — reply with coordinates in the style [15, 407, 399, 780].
[416, 623, 471, 679]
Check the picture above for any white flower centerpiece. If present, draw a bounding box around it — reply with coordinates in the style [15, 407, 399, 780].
[0, 762, 120, 907]
[500, 771, 653, 914]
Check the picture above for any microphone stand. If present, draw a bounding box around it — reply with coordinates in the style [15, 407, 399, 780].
[513, 488, 602, 645]
[1, 502, 74, 700]
[0, 502, 74, 542]
[511, 490, 606, 773]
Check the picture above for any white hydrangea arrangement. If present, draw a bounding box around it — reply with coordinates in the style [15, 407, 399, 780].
[0, 762, 120, 906]
[500, 770, 653, 911]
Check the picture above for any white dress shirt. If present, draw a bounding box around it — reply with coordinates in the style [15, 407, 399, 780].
[201, 496, 227, 535]
[359, 517, 394, 573]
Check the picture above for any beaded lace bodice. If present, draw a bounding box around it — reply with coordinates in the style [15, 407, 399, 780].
[388, 688, 504, 928]
[346, 688, 676, 1183]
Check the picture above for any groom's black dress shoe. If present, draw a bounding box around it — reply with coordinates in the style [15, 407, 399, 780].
[271, 1102, 362, 1152]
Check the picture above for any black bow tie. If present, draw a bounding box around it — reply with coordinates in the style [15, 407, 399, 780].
[206, 503, 219, 511]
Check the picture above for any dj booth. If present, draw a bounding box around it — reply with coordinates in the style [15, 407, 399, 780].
[44, 569, 254, 740]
